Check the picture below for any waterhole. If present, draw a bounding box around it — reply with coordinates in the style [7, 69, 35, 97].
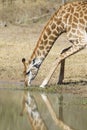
[0, 82, 87, 130]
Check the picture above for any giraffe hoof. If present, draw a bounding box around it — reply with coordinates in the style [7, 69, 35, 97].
[57, 81, 63, 85]
[40, 79, 48, 88]
[40, 85, 46, 88]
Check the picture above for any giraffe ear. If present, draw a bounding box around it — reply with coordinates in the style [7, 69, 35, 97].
[22, 58, 26, 63]
[22, 58, 27, 75]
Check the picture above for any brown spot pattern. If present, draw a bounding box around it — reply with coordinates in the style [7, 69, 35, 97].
[44, 40, 48, 45]
[43, 33, 47, 40]
[84, 16, 87, 20]
[80, 11, 83, 17]
[68, 15, 72, 24]
[74, 12, 79, 18]
[39, 46, 44, 50]
[51, 23, 56, 30]
[73, 16, 78, 23]
[53, 30, 58, 36]
[72, 23, 77, 28]
[79, 19, 85, 24]
[46, 27, 51, 35]
[49, 35, 55, 40]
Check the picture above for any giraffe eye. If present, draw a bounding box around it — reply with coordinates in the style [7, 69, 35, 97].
[33, 64, 40, 69]
[26, 71, 30, 75]
[32, 58, 36, 64]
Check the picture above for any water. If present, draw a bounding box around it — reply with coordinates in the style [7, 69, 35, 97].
[0, 85, 87, 130]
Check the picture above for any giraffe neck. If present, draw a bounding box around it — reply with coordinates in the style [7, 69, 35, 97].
[24, 6, 66, 86]
[22, 91, 47, 130]
[29, 0, 87, 64]
[29, 9, 65, 64]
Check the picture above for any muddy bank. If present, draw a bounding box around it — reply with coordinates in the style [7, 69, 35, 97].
[0, 80, 87, 97]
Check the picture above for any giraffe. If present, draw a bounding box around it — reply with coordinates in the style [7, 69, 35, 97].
[20, 91, 47, 130]
[22, 1, 87, 87]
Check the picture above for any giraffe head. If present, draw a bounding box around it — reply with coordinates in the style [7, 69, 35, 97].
[22, 57, 42, 86]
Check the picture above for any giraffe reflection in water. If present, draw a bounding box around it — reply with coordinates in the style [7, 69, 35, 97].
[20, 91, 47, 130]
[41, 93, 74, 130]
[20, 91, 75, 130]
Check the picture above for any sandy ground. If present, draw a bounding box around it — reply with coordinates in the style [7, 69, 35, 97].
[0, 22, 87, 95]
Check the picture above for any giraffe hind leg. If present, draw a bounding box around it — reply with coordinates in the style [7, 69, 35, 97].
[58, 46, 72, 84]
[58, 59, 65, 84]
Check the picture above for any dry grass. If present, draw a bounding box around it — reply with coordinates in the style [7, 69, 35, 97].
[0, 0, 61, 25]
[0, 0, 82, 25]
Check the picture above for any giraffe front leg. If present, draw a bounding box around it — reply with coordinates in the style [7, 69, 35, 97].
[40, 58, 60, 88]
[40, 44, 85, 88]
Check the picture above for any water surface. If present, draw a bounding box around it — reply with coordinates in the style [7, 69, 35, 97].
[0, 84, 87, 130]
